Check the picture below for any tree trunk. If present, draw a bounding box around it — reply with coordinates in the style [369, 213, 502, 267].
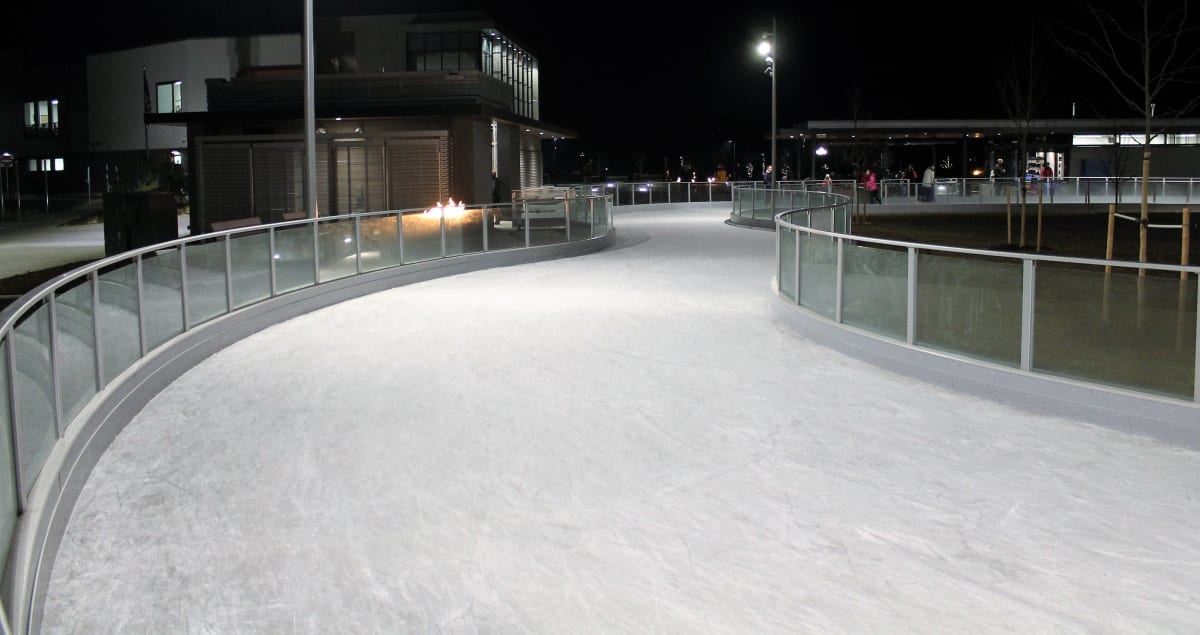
[1139, 149, 1150, 275]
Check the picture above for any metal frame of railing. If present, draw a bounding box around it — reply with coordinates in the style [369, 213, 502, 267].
[0, 195, 614, 635]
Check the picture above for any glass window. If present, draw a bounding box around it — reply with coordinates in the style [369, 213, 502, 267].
[49, 100, 59, 128]
[24, 102, 35, 127]
[156, 81, 182, 113]
[53, 158, 64, 172]
[37, 101, 49, 125]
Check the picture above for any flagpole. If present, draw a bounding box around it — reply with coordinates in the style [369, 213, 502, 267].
[142, 66, 150, 159]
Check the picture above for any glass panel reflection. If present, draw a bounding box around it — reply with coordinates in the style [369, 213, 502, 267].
[916, 252, 1022, 366]
[13, 304, 55, 497]
[184, 240, 229, 327]
[842, 242, 907, 340]
[274, 224, 316, 293]
[97, 260, 141, 384]
[1035, 265, 1197, 399]
[54, 278, 98, 425]
[318, 219, 358, 282]
[229, 231, 271, 308]
[141, 249, 184, 350]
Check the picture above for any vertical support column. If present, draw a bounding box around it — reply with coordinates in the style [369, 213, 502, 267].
[224, 234, 234, 311]
[180, 244, 191, 332]
[91, 271, 105, 392]
[524, 202, 531, 247]
[397, 213, 405, 264]
[793, 228, 800, 303]
[136, 255, 147, 358]
[5, 335, 25, 511]
[1182, 207, 1191, 281]
[906, 247, 917, 346]
[1020, 259, 1036, 372]
[1194, 275, 1199, 403]
[312, 220, 320, 284]
[47, 296, 62, 439]
[269, 228, 278, 296]
[440, 209, 447, 258]
[354, 215, 362, 274]
[835, 237, 844, 324]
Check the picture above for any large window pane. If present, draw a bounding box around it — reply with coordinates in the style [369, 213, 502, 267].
[1035, 265, 1197, 399]
[916, 252, 1022, 366]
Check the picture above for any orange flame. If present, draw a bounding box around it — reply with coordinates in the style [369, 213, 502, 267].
[424, 197, 466, 219]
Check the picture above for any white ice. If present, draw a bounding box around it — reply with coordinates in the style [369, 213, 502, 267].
[41, 203, 1200, 633]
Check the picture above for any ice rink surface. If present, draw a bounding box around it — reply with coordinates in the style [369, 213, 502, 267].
[42, 203, 1200, 633]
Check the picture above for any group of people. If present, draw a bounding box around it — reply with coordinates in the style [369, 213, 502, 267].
[858, 163, 937, 203]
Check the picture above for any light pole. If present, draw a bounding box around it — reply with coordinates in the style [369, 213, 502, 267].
[757, 18, 776, 189]
[728, 139, 737, 179]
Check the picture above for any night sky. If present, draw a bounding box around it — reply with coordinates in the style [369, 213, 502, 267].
[5, 1, 1151, 175]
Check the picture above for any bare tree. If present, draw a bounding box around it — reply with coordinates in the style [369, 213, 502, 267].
[843, 86, 887, 222]
[1050, 0, 1200, 268]
[996, 30, 1049, 247]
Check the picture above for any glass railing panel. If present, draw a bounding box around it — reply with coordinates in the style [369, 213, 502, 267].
[359, 213, 402, 272]
[97, 259, 141, 384]
[400, 210, 443, 263]
[797, 232, 837, 319]
[141, 248, 184, 351]
[842, 242, 907, 339]
[779, 228, 797, 302]
[568, 200, 591, 242]
[229, 231, 271, 308]
[12, 303, 55, 498]
[916, 252, 1022, 366]
[317, 218, 358, 283]
[444, 207, 486, 257]
[755, 189, 772, 221]
[485, 205, 524, 252]
[0, 338, 16, 555]
[594, 198, 610, 236]
[1034, 265, 1196, 399]
[1160, 180, 1194, 203]
[184, 239, 229, 327]
[274, 224, 316, 293]
[525, 200, 567, 247]
[54, 278, 98, 424]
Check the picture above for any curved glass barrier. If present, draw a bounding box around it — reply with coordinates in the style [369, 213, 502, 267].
[773, 194, 1200, 404]
[0, 195, 614, 631]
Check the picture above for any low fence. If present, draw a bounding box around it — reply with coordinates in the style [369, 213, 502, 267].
[770, 188, 1200, 445]
[0, 195, 614, 634]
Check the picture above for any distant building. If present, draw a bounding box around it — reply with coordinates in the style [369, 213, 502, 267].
[783, 118, 1200, 181]
[156, 10, 571, 233]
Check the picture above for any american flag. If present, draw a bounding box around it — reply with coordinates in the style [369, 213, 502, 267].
[143, 67, 151, 114]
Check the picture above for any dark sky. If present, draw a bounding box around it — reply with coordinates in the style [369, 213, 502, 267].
[6, 1, 1138, 172]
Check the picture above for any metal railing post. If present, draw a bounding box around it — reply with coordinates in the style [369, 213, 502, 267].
[1020, 259, 1035, 371]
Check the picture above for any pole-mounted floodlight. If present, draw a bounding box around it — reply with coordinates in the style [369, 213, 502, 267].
[758, 18, 776, 191]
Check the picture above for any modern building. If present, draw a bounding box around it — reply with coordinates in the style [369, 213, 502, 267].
[1, 9, 570, 232]
[781, 118, 1200, 182]
[152, 10, 571, 233]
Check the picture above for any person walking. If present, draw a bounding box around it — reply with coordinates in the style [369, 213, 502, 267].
[992, 157, 1008, 197]
[921, 164, 936, 202]
[865, 168, 881, 204]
